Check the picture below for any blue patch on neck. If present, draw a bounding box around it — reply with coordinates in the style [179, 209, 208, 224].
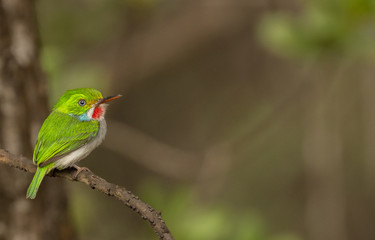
[70, 113, 91, 121]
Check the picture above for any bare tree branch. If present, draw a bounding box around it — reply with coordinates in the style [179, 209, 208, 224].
[0, 149, 174, 240]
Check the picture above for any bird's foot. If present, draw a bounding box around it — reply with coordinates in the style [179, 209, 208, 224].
[72, 165, 92, 179]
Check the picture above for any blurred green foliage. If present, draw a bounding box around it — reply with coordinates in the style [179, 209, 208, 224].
[34, 0, 375, 239]
[139, 182, 266, 240]
[69, 179, 301, 240]
[259, 0, 375, 57]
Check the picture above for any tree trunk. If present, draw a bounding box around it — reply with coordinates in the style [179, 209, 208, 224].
[0, 1, 75, 239]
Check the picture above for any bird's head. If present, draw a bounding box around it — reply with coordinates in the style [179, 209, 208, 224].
[54, 88, 122, 121]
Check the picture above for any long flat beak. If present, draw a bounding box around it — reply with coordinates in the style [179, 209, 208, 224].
[101, 94, 122, 104]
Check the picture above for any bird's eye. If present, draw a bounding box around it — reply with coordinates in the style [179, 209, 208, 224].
[78, 99, 86, 106]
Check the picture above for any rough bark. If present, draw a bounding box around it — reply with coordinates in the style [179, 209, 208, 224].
[0, 1, 74, 239]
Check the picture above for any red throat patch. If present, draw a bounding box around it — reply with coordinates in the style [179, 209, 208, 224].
[92, 106, 104, 119]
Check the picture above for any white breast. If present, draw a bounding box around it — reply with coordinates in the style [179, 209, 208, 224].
[54, 120, 107, 170]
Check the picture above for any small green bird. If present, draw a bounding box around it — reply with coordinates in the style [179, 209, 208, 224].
[26, 88, 121, 199]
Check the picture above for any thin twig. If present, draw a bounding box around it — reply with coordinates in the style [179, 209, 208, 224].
[0, 149, 174, 240]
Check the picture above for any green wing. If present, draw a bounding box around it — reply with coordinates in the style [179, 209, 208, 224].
[33, 111, 99, 166]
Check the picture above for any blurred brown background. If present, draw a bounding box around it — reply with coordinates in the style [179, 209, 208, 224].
[1, 0, 375, 239]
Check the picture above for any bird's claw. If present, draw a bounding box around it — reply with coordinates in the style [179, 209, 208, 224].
[72, 165, 92, 179]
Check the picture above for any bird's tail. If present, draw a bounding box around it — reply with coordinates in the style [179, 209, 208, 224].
[26, 167, 49, 199]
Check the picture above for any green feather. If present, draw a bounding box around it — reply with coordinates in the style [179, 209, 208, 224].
[53, 88, 103, 115]
[27, 88, 104, 199]
[33, 111, 99, 166]
[26, 167, 51, 199]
